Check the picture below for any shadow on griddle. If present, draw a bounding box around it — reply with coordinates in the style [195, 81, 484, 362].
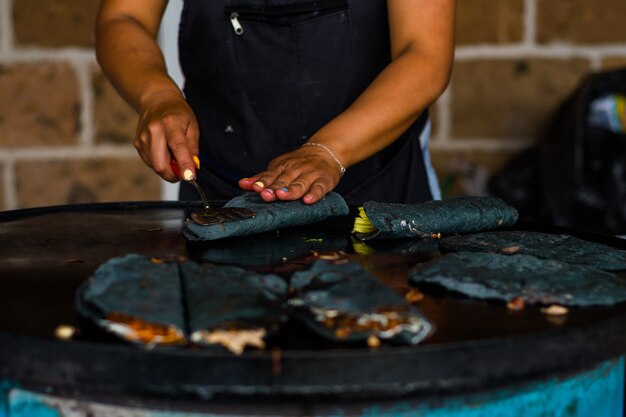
[184, 225, 349, 270]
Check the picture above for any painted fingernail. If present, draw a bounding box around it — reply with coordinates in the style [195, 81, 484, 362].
[263, 188, 274, 195]
[241, 177, 249, 181]
[254, 181, 265, 188]
[192, 155, 200, 169]
[183, 169, 194, 181]
[280, 187, 289, 192]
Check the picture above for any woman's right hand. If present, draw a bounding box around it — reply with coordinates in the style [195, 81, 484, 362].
[134, 90, 200, 182]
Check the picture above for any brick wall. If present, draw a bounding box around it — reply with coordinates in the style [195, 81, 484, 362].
[432, 0, 626, 196]
[0, 0, 625, 210]
[0, 0, 160, 210]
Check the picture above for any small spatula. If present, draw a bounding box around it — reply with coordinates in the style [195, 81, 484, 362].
[171, 159, 256, 226]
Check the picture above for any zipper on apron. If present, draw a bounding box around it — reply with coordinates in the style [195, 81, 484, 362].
[227, 0, 348, 35]
[230, 12, 244, 35]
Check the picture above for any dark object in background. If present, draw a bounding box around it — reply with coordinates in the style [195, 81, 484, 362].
[490, 68, 626, 234]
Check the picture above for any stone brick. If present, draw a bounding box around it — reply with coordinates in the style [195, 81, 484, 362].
[537, 0, 626, 44]
[13, 0, 99, 48]
[430, 148, 520, 197]
[456, 0, 524, 45]
[0, 62, 80, 147]
[602, 57, 626, 71]
[16, 157, 161, 208]
[93, 69, 138, 145]
[451, 58, 590, 139]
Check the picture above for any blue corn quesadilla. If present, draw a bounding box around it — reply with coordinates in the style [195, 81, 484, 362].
[439, 230, 626, 271]
[290, 260, 434, 346]
[410, 252, 626, 307]
[183, 192, 349, 241]
[353, 196, 518, 241]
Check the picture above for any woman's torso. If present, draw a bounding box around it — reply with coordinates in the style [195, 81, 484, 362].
[178, 0, 431, 204]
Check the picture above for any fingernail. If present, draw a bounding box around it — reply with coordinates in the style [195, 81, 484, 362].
[193, 155, 200, 169]
[254, 181, 265, 188]
[280, 187, 289, 192]
[241, 177, 249, 181]
[263, 188, 274, 195]
[183, 169, 194, 181]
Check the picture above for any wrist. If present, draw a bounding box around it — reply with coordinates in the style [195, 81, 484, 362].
[138, 85, 184, 112]
[301, 142, 346, 177]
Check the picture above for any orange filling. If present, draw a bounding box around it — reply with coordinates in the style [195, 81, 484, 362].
[321, 307, 412, 339]
[106, 312, 185, 345]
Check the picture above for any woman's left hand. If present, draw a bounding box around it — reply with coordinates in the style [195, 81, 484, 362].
[239, 145, 344, 204]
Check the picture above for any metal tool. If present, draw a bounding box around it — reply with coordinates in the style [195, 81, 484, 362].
[170, 159, 256, 226]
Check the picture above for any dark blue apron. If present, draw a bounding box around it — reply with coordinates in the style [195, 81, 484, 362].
[178, 0, 432, 205]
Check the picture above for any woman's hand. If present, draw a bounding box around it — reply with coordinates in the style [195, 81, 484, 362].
[239, 144, 344, 204]
[96, 0, 200, 182]
[135, 91, 200, 182]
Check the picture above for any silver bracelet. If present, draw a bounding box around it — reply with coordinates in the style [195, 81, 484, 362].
[301, 142, 346, 176]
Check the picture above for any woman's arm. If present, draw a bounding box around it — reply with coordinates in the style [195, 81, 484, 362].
[240, 0, 456, 204]
[96, 0, 199, 182]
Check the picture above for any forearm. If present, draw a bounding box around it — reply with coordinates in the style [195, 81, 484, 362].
[95, 4, 181, 113]
[95, 0, 200, 183]
[310, 0, 455, 169]
[310, 48, 453, 168]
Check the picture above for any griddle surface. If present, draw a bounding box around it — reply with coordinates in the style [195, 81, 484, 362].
[1, 201, 626, 401]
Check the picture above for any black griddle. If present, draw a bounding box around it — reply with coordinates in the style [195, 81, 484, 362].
[1, 201, 626, 406]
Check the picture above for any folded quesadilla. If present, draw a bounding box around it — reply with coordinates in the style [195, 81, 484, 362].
[290, 260, 434, 345]
[410, 252, 626, 307]
[353, 196, 518, 241]
[183, 192, 349, 241]
[439, 230, 626, 271]
[180, 262, 288, 354]
[77, 254, 186, 346]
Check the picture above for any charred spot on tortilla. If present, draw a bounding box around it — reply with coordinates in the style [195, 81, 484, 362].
[409, 252, 626, 307]
[439, 230, 626, 271]
[353, 196, 518, 241]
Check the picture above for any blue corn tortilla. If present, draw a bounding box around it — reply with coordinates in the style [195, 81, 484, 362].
[78, 255, 289, 351]
[290, 260, 434, 345]
[410, 252, 626, 307]
[76, 254, 187, 346]
[79, 254, 185, 331]
[183, 192, 349, 241]
[354, 196, 518, 241]
[439, 231, 626, 271]
[180, 262, 288, 336]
